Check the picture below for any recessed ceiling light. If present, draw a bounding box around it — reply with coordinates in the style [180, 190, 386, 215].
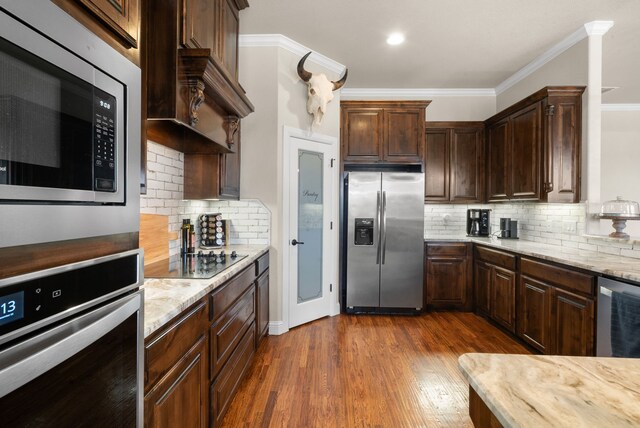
[386, 33, 405, 46]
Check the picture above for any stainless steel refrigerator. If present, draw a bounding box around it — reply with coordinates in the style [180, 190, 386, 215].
[343, 171, 424, 312]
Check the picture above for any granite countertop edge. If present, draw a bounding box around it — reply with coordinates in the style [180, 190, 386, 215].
[424, 235, 640, 283]
[142, 244, 269, 338]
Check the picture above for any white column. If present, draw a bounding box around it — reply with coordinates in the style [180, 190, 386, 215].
[583, 21, 613, 234]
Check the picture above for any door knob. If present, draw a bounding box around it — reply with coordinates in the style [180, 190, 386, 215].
[291, 239, 304, 246]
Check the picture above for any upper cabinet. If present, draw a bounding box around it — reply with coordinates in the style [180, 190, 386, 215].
[143, 0, 252, 199]
[51, 0, 141, 65]
[425, 122, 484, 203]
[485, 86, 585, 203]
[341, 101, 430, 165]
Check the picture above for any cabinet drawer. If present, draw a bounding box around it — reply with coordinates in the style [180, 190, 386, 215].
[255, 251, 269, 277]
[211, 322, 256, 427]
[210, 286, 255, 378]
[145, 299, 208, 390]
[426, 243, 467, 257]
[474, 246, 516, 270]
[521, 258, 595, 296]
[210, 264, 256, 321]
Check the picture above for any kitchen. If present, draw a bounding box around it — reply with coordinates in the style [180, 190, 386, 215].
[2, 0, 640, 424]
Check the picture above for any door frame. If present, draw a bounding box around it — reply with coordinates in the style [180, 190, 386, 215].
[282, 126, 340, 332]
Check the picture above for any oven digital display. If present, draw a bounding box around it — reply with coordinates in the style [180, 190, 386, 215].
[0, 291, 24, 327]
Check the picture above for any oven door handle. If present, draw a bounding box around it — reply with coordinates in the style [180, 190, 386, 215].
[0, 291, 142, 398]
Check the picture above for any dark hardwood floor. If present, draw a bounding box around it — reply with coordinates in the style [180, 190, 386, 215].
[222, 312, 531, 427]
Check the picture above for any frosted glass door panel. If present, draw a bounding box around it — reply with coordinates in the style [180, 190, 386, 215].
[297, 149, 323, 303]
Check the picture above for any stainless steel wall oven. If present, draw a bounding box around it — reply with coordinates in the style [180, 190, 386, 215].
[0, 249, 144, 426]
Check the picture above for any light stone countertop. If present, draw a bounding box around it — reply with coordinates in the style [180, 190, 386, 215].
[424, 234, 640, 284]
[458, 353, 640, 428]
[142, 244, 269, 338]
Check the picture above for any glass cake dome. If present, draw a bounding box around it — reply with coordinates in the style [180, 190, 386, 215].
[600, 196, 640, 217]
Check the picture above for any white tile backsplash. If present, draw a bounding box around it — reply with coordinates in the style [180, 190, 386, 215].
[141, 141, 270, 256]
[424, 201, 640, 259]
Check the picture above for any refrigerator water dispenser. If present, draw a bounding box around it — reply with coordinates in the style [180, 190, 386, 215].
[354, 218, 374, 245]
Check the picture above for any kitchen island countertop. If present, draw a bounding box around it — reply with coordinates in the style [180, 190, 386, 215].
[424, 235, 640, 284]
[142, 244, 269, 338]
[458, 353, 640, 427]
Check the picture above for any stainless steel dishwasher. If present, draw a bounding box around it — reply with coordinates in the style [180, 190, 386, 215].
[597, 276, 640, 357]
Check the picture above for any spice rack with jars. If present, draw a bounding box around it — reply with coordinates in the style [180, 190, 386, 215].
[199, 213, 229, 248]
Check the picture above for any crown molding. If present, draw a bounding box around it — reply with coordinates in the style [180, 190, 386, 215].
[584, 20, 614, 36]
[341, 88, 495, 99]
[496, 20, 615, 95]
[239, 34, 345, 75]
[601, 104, 640, 112]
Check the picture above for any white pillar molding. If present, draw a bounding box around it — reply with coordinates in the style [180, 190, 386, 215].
[584, 20, 614, 234]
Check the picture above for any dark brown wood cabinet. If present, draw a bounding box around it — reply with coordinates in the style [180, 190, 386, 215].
[424, 243, 472, 311]
[144, 300, 209, 427]
[144, 252, 269, 427]
[425, 122, 484, 203]
[255, 252, 270, 347]
[518, 257, 595, 356]
[51, 0, 141, 64]
[143, 0, 252, 199]
[474, 246, 517, 333]
[341, 101, 430, 164]
[485, 86, 585, 203]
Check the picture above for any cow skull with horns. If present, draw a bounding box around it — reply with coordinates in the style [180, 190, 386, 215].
[297, 51, 348, 126]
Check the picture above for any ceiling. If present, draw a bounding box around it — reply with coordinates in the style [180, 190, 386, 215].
[240, 0, 640, 103]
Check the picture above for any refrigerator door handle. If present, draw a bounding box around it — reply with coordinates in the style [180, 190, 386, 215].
[376, 191, 382, 264]
[381, 191, 387, 264]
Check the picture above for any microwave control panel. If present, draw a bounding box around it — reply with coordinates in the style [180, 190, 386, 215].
[93, 88, 116, 192]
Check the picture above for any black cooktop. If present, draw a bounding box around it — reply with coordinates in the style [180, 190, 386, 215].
[145, 250, 247, 279]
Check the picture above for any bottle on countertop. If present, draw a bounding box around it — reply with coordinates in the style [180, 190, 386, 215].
[189, 228, 196, 253]
[181, 219, 191, 255]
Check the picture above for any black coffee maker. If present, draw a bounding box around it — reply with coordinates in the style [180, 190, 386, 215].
[467, 209, 491, 236]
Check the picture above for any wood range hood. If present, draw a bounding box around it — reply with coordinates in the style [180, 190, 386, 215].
[144, 0, 254, 155]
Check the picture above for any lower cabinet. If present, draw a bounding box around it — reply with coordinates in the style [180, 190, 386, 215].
[424, 242, 472, 310]
[144, 300, 209, 427]
[473, 247, 517, 333]
[517, 257, 595, 356]
[145, 252, 270, 427]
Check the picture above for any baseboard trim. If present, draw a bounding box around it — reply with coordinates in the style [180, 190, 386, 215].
[268, 321, 288, 335]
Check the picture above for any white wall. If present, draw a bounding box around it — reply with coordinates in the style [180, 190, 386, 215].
[496, 39, 589, 110]
[600, 110, 640, 237]
[239, 44, 341, 329]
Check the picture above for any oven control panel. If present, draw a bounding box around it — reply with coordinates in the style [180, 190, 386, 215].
[0, 253, 138, 344]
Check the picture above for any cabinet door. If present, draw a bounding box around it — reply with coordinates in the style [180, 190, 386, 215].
[184, 154, 221, 200]
[219, 124, 241, 200]
[256, 270, 269, 346]
[424, 129, 450, 202]
[383, 109, 424, 163]
[145, 336, 208, 428]
[450, 127, 484, 202]
[426, 257, 468, 309]
[546, 97, 581, 203]
[341, 109, 383, 162]
[510, 102, 542, 200]
[490, 266, 516, 333]
[518, 276, 552, 353]
[553, 289, 595, 356]
[182, 0, 215, 49]
[486, 118, 510, 201]
[474, 261, 491, 316]
[220, 0, 239, 79]
[76, 0, 140, 48]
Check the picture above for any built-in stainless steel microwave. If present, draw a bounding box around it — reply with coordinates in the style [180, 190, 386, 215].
[0, 2, 140, 249]
[0, 6, 125, 204]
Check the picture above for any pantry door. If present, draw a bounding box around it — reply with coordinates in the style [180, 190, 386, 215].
[284, 127, 338, 329]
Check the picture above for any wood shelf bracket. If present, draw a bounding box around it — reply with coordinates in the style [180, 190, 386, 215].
[223, 116, 240, 146]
